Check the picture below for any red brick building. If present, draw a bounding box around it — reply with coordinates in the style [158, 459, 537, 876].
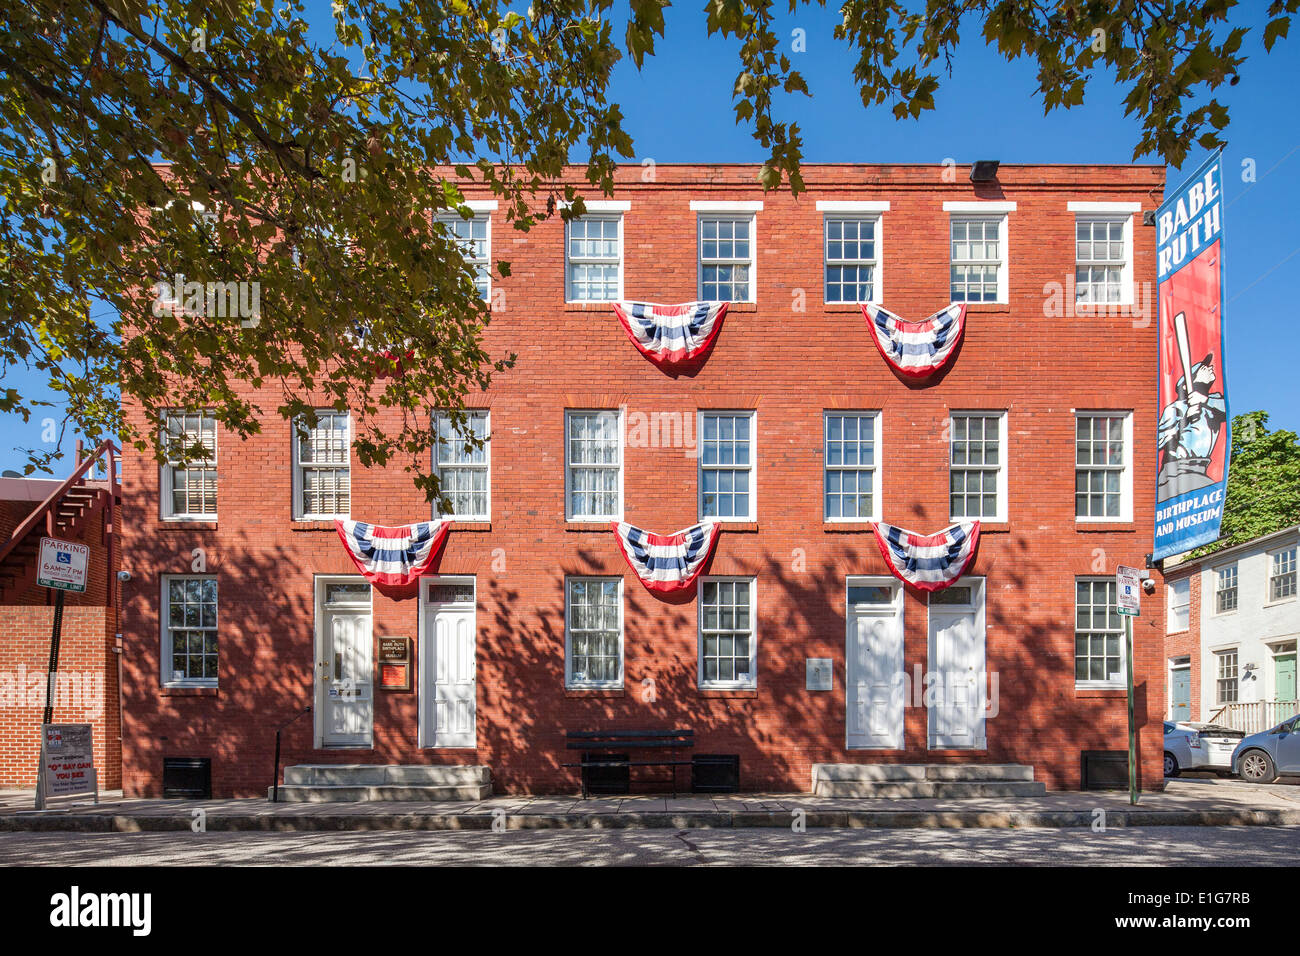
[119, 163, 1168, 797]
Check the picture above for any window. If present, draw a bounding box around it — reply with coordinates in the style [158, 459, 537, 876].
[439, 213, 491, 300]
[824, 217, 879, 303]
[698, 216, 754, 301]
[565, 577, 622, 688]
[566, 215, 622, 301]
[1270, 548, 1297, 602]
[949, 412, 1006, 521]
[699, 411, 755, 521]
[1216, 648, 1239, 704]
[1167, 577, 1190, 632]
[161, 411, 217, 519]
[434, 411, 490, 520]
[949, 217, 1005, 303]
[699, 578, 757, 689]
[565, 410, 621, 521]
[1074, 217, 1131, 305]
[824, 412, 880, 521]
[162, 576, 218, 686]
[294, 411, 351, 519]
[1075, 412, 1132, 521]
[1215, 564, 1238, 614]
[1075, 578, 1124, 687]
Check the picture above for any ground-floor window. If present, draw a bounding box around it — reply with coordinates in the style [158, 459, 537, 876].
[698, 578, 757, 689]
[1075, 577, 1123, 688]
[1216, 648, 1239, 704]
[162, 575, 218, 686]
[565, 577, 622, 689]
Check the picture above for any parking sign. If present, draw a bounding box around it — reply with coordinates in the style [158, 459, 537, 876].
[1116, 565, 1141, 617]
[37, 537, 89, 592]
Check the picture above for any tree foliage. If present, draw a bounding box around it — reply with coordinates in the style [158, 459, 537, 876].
[1, 1, 1295, 502]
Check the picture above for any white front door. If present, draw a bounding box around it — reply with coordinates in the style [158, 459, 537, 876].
[928, 578, 986, 750]
[318, 606, 374, 748]
[846, 579, 904, 750]
[421, 578, 477, 749]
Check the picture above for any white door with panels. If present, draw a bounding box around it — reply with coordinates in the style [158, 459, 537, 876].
[421, 578, 477, 749]
[316, 579, 374, 748]
[846, 579, 905, 749]
[927, 578, 987, 750]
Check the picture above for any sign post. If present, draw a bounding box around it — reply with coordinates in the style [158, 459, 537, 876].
[1117, 565, 1142, 806]
[33, 537, 90, 810]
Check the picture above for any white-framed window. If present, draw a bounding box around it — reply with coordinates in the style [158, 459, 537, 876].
[944, 201, 1013, 304]
[823, 216, 881, 304]
[949, 412, 1006, 522]
[1075, 577, 1125, 688]
[1270, 547, 1297, 602]
[1215, 564, 1238, 614]
[565, 409, 622, 521]
[824, 411, 881, 521]
[438, 205, 493, 300]
[161, 410, 217, 520]
[1075, 412, 1133, 522]
[1167, 577, 1190, 633]
[293, 411, 351, 520]
[565, 576, 623, 689]
[699, 410, 755, 521]
[434, 410, 490, 520]
[698, 577, 757, 689]
[694, 203, 759, 302]
[565, 214, 623, 302]
[1216, 648, 1239, 704]
[1074, 218, 1133, 305]
[161, 575, 218, 687]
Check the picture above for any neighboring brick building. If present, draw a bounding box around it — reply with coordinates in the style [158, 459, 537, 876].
[119, 163, 1168, 797]
[0, 446, 123, 789]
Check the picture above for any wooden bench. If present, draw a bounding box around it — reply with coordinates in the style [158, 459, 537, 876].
[563, 729, 695, 798]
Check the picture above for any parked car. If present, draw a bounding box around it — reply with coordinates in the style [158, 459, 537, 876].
[1231, 713, 1300, 783]
[1163, 721, 1246, 777]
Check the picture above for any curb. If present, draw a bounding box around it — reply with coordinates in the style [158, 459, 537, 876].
[3, 808, 1299, 832]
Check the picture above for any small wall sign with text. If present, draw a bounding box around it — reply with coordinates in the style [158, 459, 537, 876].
[378, 636, 411, 690]
[806, 659, 833, 691]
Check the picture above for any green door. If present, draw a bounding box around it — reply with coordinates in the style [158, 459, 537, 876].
[1277, 653, 1297, 704]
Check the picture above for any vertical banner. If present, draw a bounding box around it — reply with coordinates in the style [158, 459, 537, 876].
[1152, 151, 1230, 561]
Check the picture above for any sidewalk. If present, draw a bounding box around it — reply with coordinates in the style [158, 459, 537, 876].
[3, 777, 1298, 832]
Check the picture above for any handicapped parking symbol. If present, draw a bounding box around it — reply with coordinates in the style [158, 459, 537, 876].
[56, 552, 71, 564]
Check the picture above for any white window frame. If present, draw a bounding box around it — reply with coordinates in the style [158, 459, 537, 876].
[1074, 411, 1133, 523]
[1214, 563, 1239, 615]
[565, 212, 624, 303]
[1069, 204, 1136, 307]
[821, 210, 884, 305]
[1075, 576, 1126, 690]
[160, 410, 218, 521]
[698, 576, 758, 690]
[564, 409, 624, 522]
[161, 574, 218, 688]
[1167, 577, 1190, 633]
[823, 410, 883, 522]
[698, 410, 757, 522]
[944, 201, 1014, 305]
[433, 410, 491, 521]
[1268, 547, 1298, 604]
[692, 201, 761, 303]
[292, 410, 352, 521]
[437, 201, 495, 301]
[948, 410, 1008, 523]
[564, 575, 624, 690]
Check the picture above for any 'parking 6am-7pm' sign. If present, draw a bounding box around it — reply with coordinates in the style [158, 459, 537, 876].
[37, 537, 90, 593]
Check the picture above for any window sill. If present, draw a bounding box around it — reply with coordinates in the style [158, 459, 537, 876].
[1075, 522, 1135, 532]
[158, 520, 218, 531]
[823, 303, 871, 313]
[452, 521, 492, 532]
[975, 522, 1010, 534]
[1075, 686, 1127, 698]
[824, 522, 875, 533]
[564, 301, 617, 312]
[160, 686, 218, 697]
[716, 521, 759, 532]
[564, 688, 625, 698]
[291, 520, 341, 531]
[724, 302, 757, 312]
[1263, 596, 1297, 609]
[699, 688, 758, 698]
[565, 522, 613, 533]
[961, 302, 1010, 312]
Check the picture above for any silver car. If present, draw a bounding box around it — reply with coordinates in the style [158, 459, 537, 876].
[1231, 713, 1300, 783]
[1163, 721, 1246, 777]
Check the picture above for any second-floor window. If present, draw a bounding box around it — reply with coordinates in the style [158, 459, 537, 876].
[161, 411, 217, 520]
[294, 411, 351, 520]
[566, 215, 622, 301]
[949, 412, 1006, 522]
[440, 213, 491, 300]
[435, 411, 490, 520]
[949, 216, 1005, 303]
[699, 216, 753, 302]
[700, 411, 755, 521]
[1076, 412, 1132, 521]
[825, 412, 880, 521]
[1167, 577, 1190, 632]
[1271, 547, 1298, 602]
[1215, 564, 1238, 613]
[824, 217, 879, 304]
[565, 410, 621, 521]
[1074, 216, 1130, 305]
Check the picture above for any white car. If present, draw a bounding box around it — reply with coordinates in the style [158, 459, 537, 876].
[1163, 721, 1246, 777]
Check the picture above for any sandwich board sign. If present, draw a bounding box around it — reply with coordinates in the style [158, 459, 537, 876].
[1117, 566, 1141, 617]
[37, 537, 89, 592]
[35, 723, 98, 810]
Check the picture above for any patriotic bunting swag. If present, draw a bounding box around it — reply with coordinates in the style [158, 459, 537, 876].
[335, 519, 450, 586]
[611, 520, 721, 593]
[612, 301, 729, 370]
[871, 521, 981, 592]
[861, 303, 966, 378]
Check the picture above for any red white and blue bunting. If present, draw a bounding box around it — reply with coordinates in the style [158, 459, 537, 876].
[611, 520, 721, 593]
[861, 303, 966, 378]
[870, 521, 981, 592]
[334, 519, 450, 586]
[613, 301, 729, 370]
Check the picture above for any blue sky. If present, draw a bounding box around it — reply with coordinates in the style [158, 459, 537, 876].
[4, 4, 1296, 475]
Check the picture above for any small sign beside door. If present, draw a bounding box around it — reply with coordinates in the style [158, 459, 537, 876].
[37, 537, 90, 592]
[806, 658, 833, 691]
[378, 636, 411, 691]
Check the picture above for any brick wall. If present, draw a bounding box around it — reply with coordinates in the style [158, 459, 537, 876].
[120, 163, 1168, 796]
